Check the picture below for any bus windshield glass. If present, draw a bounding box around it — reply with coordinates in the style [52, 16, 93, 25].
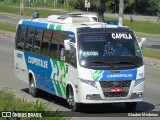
[78, 32, 143, 70]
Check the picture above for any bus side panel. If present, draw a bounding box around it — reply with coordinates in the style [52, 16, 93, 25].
[23, 52, 56, 95]
[14, 50, 29, 84]
[50, 59, 78, 99]
[15, 50, 78, 99]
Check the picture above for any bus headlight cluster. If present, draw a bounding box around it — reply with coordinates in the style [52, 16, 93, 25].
[80, 79, 97, 88]
[134, 77, 145, 87]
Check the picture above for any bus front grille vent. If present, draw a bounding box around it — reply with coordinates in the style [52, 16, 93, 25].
[99, 80, 131, 98]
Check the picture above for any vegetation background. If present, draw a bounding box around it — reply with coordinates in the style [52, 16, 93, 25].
[0, 0, 159, 16]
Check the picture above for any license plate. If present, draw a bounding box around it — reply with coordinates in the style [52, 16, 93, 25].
[110, 87, 123, 93]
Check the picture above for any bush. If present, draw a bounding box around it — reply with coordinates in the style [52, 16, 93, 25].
[0, 89, 69, 120]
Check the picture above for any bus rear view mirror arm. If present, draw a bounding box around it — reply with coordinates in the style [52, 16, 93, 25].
[139, 38, 147, 49]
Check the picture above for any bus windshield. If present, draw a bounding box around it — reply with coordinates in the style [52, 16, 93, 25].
[78, 33, 143, 70]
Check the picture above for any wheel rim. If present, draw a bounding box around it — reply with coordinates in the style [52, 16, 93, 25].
[68, 87, 74, 108]
[30, 81, 34, 95]
[68, 94, 74, 106]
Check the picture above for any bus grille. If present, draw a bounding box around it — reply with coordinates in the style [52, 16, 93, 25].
[99, 81, 131, 98]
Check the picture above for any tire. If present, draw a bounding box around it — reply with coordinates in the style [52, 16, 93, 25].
[67, 86, 79, 112]
[29, 77, 38, 97]
[125, 102, 137, 111]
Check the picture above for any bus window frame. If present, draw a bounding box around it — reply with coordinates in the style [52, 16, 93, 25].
[16, 25, 28, 51]
[15, 24, 76, 67]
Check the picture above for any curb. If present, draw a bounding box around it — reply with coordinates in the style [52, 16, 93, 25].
[135, 32, 160, 39]
[144, 57, 160, 67]
[0, 30, 15, 38]
[144, 62, 160, 67]
[0, 12, 30, 19]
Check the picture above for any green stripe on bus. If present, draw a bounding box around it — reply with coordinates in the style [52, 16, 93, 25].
[62, 83, 66, 97]
[51, 59, 66, 98]
[52, 59, 59, 77]
[56, 25, 62, 30]
[49, 24, 55, 30]
[53, 80, 63, 97]
[59, 61, 66, 97]
[59, 61, 66, 82]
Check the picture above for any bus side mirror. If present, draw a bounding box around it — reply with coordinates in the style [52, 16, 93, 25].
[64, 40, 71, 51]
[139, 38, 147, 49]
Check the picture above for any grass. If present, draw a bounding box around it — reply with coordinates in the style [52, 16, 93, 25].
[0, 22, 16, 32]
[0, 89, 36, 111]
[0, 3, 67, 17]
[124, 20, 160, 34]
[105, 16, 160, 34]
[142, 48, 160, 59]
[0, 6, 67, 17]
[0, 88, 69, 120]
[0, 2, 160, 34]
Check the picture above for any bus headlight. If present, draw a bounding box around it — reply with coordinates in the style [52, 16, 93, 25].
[80, 79, 97, 88]
[134, 77, 145, 87]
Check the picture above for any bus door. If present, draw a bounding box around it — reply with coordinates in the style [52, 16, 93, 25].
[15, 25, 29, 84]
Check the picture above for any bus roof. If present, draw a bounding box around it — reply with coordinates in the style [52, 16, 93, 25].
[18, 15, 130, 32]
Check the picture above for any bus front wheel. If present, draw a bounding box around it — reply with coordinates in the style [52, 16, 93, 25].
[29, 77, 38, 97]
[67, 86, 79, 112]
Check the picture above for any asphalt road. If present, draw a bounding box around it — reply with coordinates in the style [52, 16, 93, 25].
[0, 13, 21, 24]
[0, 35, 160, 120]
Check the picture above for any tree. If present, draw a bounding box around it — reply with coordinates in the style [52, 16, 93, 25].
[106, 0, 119, 13]
[124, 0, 159, 15]
[64, 0, 68, 8]
[92, 0, 107, 22]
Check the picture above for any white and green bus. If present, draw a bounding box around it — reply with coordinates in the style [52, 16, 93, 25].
[14, 15, 146, 111]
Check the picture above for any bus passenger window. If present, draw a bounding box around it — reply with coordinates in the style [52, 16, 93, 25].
[50, 31, 61, 59]
[41, 29, 52, 56]
[50, 42, 58, 59]
[25, 27, 35, 52]
[33, 28, 43, 54]
[16, 25, 27, 50]
[33, 40, 40, 54]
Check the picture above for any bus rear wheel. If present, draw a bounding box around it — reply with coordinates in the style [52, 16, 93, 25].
[67, 86, 79, 112]
[29, 77, 38, 97]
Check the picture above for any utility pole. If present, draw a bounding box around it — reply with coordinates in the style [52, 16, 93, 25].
[20, 0, 24, 17]
[29, 0, 31, 7]
[119, 0, 124, 26]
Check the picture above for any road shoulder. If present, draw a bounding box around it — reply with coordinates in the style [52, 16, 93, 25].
[144, 57, 160, 67]
[0, 29, 15, 38]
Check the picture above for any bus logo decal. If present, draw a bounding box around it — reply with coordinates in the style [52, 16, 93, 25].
[28, 56, 48, 69]
[92, 70, 104, 80]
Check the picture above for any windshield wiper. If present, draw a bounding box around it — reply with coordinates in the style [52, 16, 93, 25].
[88, 61, 116, 68]
[110, 61, 138, 67]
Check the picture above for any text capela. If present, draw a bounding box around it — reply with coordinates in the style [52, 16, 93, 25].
[112, 33, 132, 39]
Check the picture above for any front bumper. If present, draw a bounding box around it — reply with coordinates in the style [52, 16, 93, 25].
[77, 80, 144, 104]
